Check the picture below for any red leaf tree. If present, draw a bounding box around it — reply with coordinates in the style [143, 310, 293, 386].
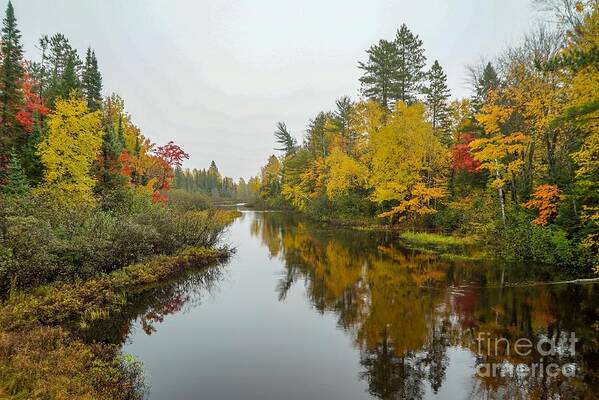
[450, 133, 480, 173]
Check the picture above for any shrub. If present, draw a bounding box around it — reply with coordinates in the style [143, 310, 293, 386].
[487, 207, 592, 270]
[0, 193, 236, 292]
[166, 188, 211, 211]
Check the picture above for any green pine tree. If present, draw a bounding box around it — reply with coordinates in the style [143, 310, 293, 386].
[0, 1, 25, 154]
[393, 24, 427, 105]
[471, 62, 500, 113]
[332, 96, 358, 154]
[358, 39, 400, 109]
[424, 60, 452, 145]
[45, 33, 78, 105]
[82, 47, 102, 111]
[59, 50, 81, 98]
[274, 121, 296, 156]
[2, 151, 28, 196]
[94, 124, 128, 208]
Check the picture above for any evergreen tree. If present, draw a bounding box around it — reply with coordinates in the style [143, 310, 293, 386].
[82, 47, 102, 111]
[358, 39, 399, 109]
[45, 33, 78, 105]
[0, 1, 25, 157]
[60, 50, 81, 97]
[305, 111, 334, 158]
[424, 60, 451, 145]
[274, 121, 296, 155]
[332, 96, 358, 154]
[392, 24, 427, 104]
[2, 151, 28, 196]
[471, 62, 500, 113]
[94, 124, 127, 207]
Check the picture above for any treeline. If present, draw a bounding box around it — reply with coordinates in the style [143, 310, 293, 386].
[250, 2, 598, 271]
[0, 0, 231, 291]
[173, 160, 258, 200]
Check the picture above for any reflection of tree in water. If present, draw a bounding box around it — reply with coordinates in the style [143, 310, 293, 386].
[253, 211, 599, 399]
[84, 264, 226, 345]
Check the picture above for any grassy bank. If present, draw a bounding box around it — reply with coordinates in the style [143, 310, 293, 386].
[0, 246, 232, 400]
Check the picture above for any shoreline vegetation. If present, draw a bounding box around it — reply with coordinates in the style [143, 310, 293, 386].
[0, 0, 241, 398]
[0, 245, 234, 400]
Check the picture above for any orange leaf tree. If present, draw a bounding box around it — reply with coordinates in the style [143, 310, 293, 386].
[523, 184, 561, 226]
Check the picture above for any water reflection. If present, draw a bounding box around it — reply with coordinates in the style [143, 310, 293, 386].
[85, 264, 226, 345]
[251, 212, 599, 399]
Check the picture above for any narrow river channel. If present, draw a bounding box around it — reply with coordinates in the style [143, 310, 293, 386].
[110, 209, 598, 399]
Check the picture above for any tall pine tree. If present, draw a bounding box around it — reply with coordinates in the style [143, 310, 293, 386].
[0, 0, 25, 167]
[358, 39, 399, 109]
[393, 24, 427, 105]
[332, 96, 358, 154]
[471, 62, 500, 113]
[424, 60, 451, 145]
[44, 33, 79, 106]
[274, 121, 296, 156]
[82, 47, 102, 111]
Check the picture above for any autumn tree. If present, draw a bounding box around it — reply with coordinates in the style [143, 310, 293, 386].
[369, 102, 447, 223]
[469, 131, 528, 222]
[259, 155, 282, 200]
[37, 95, 103, 203]
[523, 184, 561, 225]
[325, 140, 367, 199]
[450, 133, 480, 173]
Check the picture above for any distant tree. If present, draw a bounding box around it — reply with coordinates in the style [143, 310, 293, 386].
[424, 60, 451, 145]
[358, 39, 400, 109]
[470, 62, 501, 114]
[393, 24, 427, 104]
[274, 121, 296, 155]
[82, 47, 102, 111]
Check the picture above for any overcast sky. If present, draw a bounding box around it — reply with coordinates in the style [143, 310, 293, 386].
[15, 0, 539, 180]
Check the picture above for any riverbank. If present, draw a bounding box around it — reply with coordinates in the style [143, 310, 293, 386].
[0, 246, 232, 400]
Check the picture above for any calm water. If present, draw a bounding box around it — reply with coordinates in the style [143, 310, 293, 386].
[105, 210, 598, 399]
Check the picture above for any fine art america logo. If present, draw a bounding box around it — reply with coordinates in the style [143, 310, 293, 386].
[475, 332, 578, 378]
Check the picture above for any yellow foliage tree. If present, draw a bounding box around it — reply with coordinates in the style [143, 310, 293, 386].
[324, 140, 367, 199]
[37, 95, 103, 204]
[368, 102, 448, 222]
[469, 132, 528, 221]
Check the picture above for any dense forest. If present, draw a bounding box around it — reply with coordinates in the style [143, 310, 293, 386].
[244, 1, 598, 272]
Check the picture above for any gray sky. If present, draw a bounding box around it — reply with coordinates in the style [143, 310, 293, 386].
[15, 0, 537, 180]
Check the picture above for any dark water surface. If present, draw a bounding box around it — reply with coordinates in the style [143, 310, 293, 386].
[113, 210, 598, 399]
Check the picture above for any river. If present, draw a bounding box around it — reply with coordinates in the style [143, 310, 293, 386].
[102, 209, 598, 399]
